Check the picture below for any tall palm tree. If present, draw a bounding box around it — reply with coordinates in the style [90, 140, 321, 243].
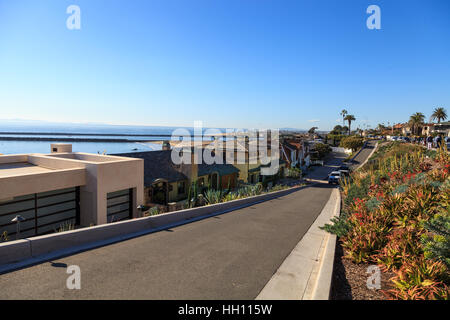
[409, 112, 425, 135]
[340, 109, 348, 128]
[430, 107, 448, 123]
[344, 114, 356, 135]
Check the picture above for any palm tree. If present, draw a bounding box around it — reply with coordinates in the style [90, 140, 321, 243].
[409, 112, 425, 135]
[308, 127, 318, 135]
[340, 109, 348, 128]
[430, 107, 447, 124]
[344, 114, 356, 135]
[342, 125, 349, 134]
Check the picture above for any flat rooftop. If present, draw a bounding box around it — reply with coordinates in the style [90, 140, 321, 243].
[0, 162, 54, 178]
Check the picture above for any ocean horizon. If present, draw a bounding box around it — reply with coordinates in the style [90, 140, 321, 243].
[0, 120, 190, 154]
[0, 120, 306, 155]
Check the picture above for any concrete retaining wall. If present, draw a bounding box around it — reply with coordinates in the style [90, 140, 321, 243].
[331, 147, 352, 154]
[0, 185, 304, 267]
[0, 239, 32, 265]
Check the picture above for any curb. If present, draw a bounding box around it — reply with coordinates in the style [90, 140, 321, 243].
[255, 187, 341, 300]
[306, 189, 341, 299]
[306, 141, 376, 299]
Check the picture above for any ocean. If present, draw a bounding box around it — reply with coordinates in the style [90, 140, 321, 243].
[0, 121, 197, 155]
[0, 121, 301, 155]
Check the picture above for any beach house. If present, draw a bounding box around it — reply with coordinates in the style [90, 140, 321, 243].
[0, 144, 144, 239]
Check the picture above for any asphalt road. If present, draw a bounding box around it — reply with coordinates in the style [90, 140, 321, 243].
[0, 143, 375, 300]
[348, 140, 378, 170]
[1, 185, 334, 299]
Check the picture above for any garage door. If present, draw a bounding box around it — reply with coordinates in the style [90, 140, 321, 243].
[107, 189, 132, 223]
[0, 187, 80, 240]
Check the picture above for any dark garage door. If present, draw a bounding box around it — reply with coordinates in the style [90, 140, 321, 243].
[107, 189, 132, 223]
[0, 187, 80, 240]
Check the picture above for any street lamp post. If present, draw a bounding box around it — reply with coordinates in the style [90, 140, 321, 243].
[11, 215, 25, 240]
[137, 205, 149, 218]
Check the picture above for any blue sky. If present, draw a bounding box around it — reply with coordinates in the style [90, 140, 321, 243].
[0, 0, 449, 130]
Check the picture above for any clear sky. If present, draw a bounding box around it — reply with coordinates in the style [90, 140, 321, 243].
[0, 0, 449, 130]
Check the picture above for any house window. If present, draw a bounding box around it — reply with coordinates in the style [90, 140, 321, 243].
[178, 181, 186, 194]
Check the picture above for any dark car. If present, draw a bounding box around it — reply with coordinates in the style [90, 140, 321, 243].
[338, 164, 351, 176]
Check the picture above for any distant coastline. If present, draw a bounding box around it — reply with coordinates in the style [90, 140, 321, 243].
[0, 131, 201, 137]
[0, 121, 308, 155]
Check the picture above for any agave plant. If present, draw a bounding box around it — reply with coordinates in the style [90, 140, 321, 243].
[0, 231, 8, 242]
[385, 256, 448, 300]
[204, 189, 224, 204]
[223, 192, 239, 202]
[56, 221, 75, 233]
[145, 206, 160, 216]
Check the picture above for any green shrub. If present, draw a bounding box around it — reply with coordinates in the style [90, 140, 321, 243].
[313, 143, 332, 159]
[340, 136, 364, 152]
[366, 196, 382, 212]
[320, 213, 352, 237]
[421, 211, 450, 267]
[392, 184, 409, 195]
[344, 175, 370, 207]
[145, 206, 160, 216]
[269, 184, 290, 192]
[286, 167, 302, 179]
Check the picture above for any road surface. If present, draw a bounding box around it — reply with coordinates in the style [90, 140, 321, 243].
[348, 140, 378, 170]
[0, 145, 374, 299]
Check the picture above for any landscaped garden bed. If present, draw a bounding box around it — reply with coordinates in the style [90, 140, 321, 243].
[323, 142, 450, 300]
[144, 179, 303, 217]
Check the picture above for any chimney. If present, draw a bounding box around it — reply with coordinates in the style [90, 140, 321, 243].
[162, 140, 171, 151]
[51, 143, 72, 153]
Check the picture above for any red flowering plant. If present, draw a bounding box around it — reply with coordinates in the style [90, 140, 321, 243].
[323, 142, 450, 299]
[401, 185, 440, 222]
[375, 225, 425, 272]
[383, 256, 449, 300]
[341, 201, 393, 264]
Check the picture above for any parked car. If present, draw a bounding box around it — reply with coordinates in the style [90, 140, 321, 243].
[328, 171, 341, 184]
[338, 164, 351, 176]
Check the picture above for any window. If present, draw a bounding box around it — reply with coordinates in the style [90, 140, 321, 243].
[178, 181, 186, 194]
